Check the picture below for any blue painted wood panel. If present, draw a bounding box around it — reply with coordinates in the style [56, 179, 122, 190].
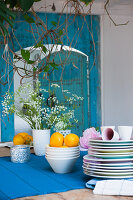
[39, 51, 89, 136]
[0, 39, 14, 141]
[0, 13, 101, 141]
[88, 16, 101, 128]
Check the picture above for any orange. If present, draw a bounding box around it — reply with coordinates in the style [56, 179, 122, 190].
[64, 134, 79, 147]
[24, 135, 33, 145]
[18, 132, 29, 138]
[13, 135, 25, 145]
[50, 132, 64, 147]
[60, 146, 68, 148]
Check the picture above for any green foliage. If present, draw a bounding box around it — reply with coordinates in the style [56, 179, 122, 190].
[48, 62, 59, 70]
[21, 49, 30, 61]
[21, 49, 35, 64]
[0, 0, 93, 36]
[19, 0, 34, 11]
[51, 21, 57, 27]
[34, 41, 48, 54]
[24, 14, 35, 23]
[58, 29, 63, 36]
[79, 0, 93, 6]
[0, 1, 16, 35]
[0, 0, 41, 36]
[44, 66, 50, 72]
[95, 127, 100, 131]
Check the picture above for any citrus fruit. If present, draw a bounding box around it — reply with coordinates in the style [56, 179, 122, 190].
[13, 135, 25, 145]
[60, 145, 68, 148]
[24, 135, 33, 145]
[64, 134, 79, 147]
[50, 132, 64, 147]
[18, 132, 29, 138]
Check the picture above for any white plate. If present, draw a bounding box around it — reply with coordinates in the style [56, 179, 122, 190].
[89, 145, 133, 149]
[89, 142, 133, 146]
[83, 163, 133, 169]
[84, 169, 133, 175]
[83, 166, 133, 173]
[83, 171, 133, 179]
[83, 159, 133, 166]
[89, 138, 133, 144]
[88, 151, 133, 156]
[88, 153, 133, 159]
[89, 148, 133, 153]
[83, 154, 133, 162]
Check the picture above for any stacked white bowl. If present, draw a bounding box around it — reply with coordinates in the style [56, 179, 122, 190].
[45, 145, 80, 173]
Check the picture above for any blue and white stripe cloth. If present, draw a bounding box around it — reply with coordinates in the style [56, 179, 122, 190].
[86, 178, 133, 196]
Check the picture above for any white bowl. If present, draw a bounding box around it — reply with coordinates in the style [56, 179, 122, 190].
[46, 145, 80, 152]
[45, 150, 80, 155]
[46, 155, 79, 173]
[46, 145, 80, 150]
[45, 152, 80, 158]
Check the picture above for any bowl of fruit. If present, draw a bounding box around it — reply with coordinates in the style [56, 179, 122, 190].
[10, 132, 33, 163]
[45, 132, 80, 173]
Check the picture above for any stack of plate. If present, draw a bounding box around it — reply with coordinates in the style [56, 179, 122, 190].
[83, 138, 133, 179]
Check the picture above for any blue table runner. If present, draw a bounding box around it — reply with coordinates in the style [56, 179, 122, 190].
[0, 151, 89, 200]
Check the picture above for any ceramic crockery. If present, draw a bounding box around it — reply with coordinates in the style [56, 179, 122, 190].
[102, 128, 119, 141]
[101, 126, 115, 132]
[83, 170, 133, 179]
[46, 155, 79, 174]
[118, 126, 132, 140]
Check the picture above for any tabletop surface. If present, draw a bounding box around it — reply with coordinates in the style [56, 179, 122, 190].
[0, 147, 132, 200]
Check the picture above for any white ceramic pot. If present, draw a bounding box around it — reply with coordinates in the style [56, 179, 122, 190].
[57, 130, 71, 137]
[32, 129, 50, 156]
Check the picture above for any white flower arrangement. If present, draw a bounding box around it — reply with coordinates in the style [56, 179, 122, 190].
[2, 81, 83, 130]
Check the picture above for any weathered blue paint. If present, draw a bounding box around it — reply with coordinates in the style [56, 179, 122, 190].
[0, 13, 101, 140]
[39, 51, 89, 136]
[0, 39, 14, 141]
[88, 16, 101, 128]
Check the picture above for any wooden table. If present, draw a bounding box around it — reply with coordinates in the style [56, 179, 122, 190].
[0, 147, 132, 200]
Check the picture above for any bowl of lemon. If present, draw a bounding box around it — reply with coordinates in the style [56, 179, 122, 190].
[45, 132, 80, 173]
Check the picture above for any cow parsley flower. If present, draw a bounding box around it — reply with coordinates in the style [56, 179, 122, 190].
[2, 81, 83, 130]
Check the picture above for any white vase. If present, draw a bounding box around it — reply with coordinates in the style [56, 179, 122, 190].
[57, 130, 71, 137]
[32, 129, 50, 156]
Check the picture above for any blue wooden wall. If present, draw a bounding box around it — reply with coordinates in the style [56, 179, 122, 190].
[0, 38, 14, 141]
[39, 51, 89, 136]
[0, 13, 101, 141]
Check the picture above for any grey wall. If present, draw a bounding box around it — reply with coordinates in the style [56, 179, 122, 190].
[101, 15, 133, 127]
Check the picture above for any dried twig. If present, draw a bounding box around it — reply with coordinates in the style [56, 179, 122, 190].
[104, 0, 129, 26]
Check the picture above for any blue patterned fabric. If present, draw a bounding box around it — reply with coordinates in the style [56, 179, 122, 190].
[0, 151, 89, 200]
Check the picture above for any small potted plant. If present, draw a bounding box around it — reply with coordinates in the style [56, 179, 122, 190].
[54, 111, 78, 137]
[2, 81, 83, 155]
[48, 84, 83, 136]
[2, 81, 54, 156]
